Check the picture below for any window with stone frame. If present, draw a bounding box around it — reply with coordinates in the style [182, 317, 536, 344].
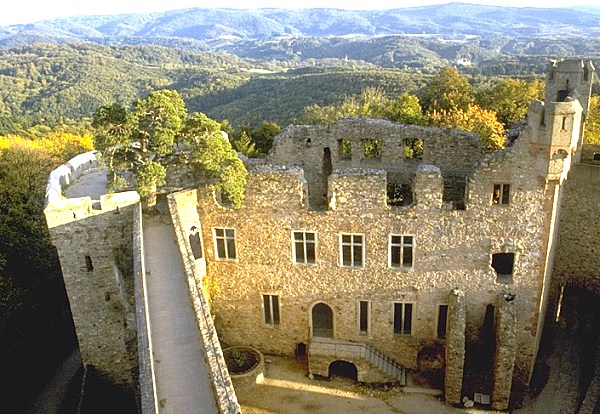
[393, 302, 413, 335]
[389, 234, 414, 269]
[292, 231, 316, 264]
[492, 183, 510, 205]
[358, 300, 370, 335]
[262, 294, 280, 327]
[213, 227, 236, 260]
[340, 233, 364, 268]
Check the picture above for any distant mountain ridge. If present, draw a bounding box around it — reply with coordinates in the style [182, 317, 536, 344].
[1, 3, 599, 49]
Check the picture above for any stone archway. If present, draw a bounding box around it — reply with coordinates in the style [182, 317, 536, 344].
[329, 360, 358, 381]
[312, 302, 333, 338]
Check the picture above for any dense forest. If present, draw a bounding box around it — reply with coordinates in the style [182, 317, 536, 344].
[1, 8, 600, 409]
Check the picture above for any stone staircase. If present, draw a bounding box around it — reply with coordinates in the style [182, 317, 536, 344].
[309, 338, 406, 385]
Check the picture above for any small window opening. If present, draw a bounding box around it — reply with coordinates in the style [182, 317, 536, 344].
[85, 255, 94, 272]
[491, 252, 515, 284]
[492, 183, 510, 205]
[262, 294, 280, 327]
[387, 183, 413, 206]
[593, 153, 600, 161]
[557, 90, 569, 102]
[437, 304, 449, 339]
[393, 302, 413, 335]
[404, 137, 423, 160]
[561, 116, 567, 131]
[295, 343, 307, 358]
[363, 138, 381, 158]
[359, 300, 369, 334]
[189, 226, 203, 260]
[338, 139, 351, 159]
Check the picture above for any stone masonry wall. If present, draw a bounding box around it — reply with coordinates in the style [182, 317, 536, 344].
[191, 123, 556, 400]
[268, 118, 485, 208]
[553, 163, 600, 297]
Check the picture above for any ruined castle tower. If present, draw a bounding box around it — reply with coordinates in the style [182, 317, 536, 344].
[44, 157, 140, 387]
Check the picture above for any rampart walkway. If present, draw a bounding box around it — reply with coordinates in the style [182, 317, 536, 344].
[144, 216, 218, 414]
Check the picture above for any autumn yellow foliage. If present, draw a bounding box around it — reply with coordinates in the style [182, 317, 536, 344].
[0, 131, 94, 164]
[428, 104, 506, 152]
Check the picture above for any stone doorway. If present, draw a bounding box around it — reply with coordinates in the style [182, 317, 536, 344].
[312, 303, 333, 338]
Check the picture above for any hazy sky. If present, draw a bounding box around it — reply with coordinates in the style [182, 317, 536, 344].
[1, 0, 597, 26]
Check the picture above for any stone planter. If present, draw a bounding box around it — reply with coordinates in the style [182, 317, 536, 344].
[223, 346, 265, 387]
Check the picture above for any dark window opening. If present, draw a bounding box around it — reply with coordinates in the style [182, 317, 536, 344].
[338, 139, 351, 159]
[437, 305, 449, 339]
[404, 137, 423, 160]
[363, 138, 381, 158]
[359, 300, 369, 334]
[387, 183, 413, 207]
[561, 116, 567, 131]
[293, 231, 316, 264]
[593, 153, 600, 161]
[85, 255, 94, 272]
[214, 228, 236, 260]
[492, 183, 510, 205]
[189, 226, 203, 260]
[492, 252, 515, 284]
[263, 294, 280, 326]
[341, 234, 363, 267]
[557, 89, 569, 102]
[312, 302, 334, 338]
[393, 302, 413, 335]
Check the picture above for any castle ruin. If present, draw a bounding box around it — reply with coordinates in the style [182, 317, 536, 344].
[44, 59, 600, 412]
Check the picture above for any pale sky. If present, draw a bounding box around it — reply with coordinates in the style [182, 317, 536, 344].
[1, 0, 598, 26]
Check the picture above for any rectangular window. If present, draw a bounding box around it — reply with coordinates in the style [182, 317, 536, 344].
[213, 228, 236, 260]
[262, 294, 280, 327]
[292, 231, 316, 264]
[492, 183, 510, 205]
[363, 138, 382, 158]
[389, 234, 414, 269]
[358, 300, 370, 334]
[437, 304, 449, 339]
[340, 233, 364, 268]
[85, 255, 94, 272]
[393, 302, 413, 335]
[338, 138, 352, 159]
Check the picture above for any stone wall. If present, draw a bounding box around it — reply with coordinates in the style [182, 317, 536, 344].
[553, 163, 600, 297]
[445, 290, 466, 404]
[268, 118, 485, 208]
[45, 154, 141, 386]
[132, 203, 158, 413]
[191, 122, 557, 402]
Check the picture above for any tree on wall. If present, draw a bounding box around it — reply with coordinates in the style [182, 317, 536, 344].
[94, 90, 248, 208]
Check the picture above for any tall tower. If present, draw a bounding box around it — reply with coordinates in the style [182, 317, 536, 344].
[529, 59, 595, 181]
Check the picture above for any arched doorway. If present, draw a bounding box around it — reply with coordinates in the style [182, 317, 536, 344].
[329, 360, 358, 381]
[312, 302, 333, 338]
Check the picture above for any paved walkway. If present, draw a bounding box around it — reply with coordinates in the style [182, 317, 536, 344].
[144, 216, 218, 414]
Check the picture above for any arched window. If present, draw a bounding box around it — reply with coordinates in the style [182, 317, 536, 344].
[189, 226, 203, 260]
